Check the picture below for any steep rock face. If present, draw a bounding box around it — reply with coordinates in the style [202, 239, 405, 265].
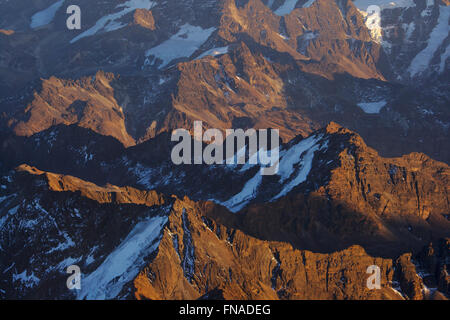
[0, 125, 128, 184]
[134, 197, 400, 300]
[170, 42, 317, 141]
[285, 0, 386, 80]
[218, 0, 385, 80]
[437, 239, 450, 296]
[133, 9, 156, 30]
[16, 164, 167, 207]
[396, 254, 424, 300]
[2, 119, 447, 258]
[197, 123, 450, 257]
[322, 124, 450, 241]
[218, 0, 308, 61]
[0, 166, 171, 299]
[0, 166, 400, 300]
[355, 0, 450, 81]
[7, 121, 441, 261]
[0, 147, 448, 300]
[415, 238, 450, 298]
[0, 30, 39, 98]
[8, 71, 135, 146]
[326, 134, 449, 223]
[439, 265, 450, 296]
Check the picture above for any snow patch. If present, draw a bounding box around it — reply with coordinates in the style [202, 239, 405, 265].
[0, 195, 10, 204]
[196, 46, 229, 60]
[271, 136, 323, 201]
[357, 100, 387, 114]
[303, 0, 316, 8]
[13, 270, 40, 289]
[221, 171, 263, 213]
[131, 163, 155, 189]
[0, 204, 18, 228]
[274, 0, 299, 16]
[30, 0, 64, 29]
[353, 0, 415, 10]
[408, 6, 450, 77]
[78, 215, 167, 300]
[356, 0, 416, 45]
[219, 135, 326, 210]
[48, 233, 75, 253]
[57, 257, 80, 271]
[71, 0, 156, 43]
[146, 24, 216, 69]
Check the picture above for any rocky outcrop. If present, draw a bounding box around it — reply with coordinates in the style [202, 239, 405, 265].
[0, 166, 172, 299]
[133, 9, 156, 30]
[170, 41, 318, 142]
[134, 196, 401, 300]
[439, 265, 450, 296]
[199, 123, 450, 257]
[0, 153, 448, 300]
[0, 166, 398, 300]
[416, 238, 450, 297]
[218, 0, 385, 80]
[8, 71, 135, 147]
[2, 119, 447, 259]
[16, 164, 166, 207]
[0, 0, 448, 163]
[0, 29, 14, 35]
[359, 0, 450, 81]
[395, 254, 424, 300]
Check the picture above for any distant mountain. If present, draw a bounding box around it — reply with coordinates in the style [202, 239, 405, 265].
[0, 0, 448, 162]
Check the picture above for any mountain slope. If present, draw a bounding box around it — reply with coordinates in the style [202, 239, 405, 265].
[0, 164, 440, 300]
[1, 0, 448, 161]
[0, 0, 449, 301]
[1, 122, 448, 256]
[0, 163, 447, 299]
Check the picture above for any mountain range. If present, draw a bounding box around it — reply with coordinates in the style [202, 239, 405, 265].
[0, 0, 449, 300]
